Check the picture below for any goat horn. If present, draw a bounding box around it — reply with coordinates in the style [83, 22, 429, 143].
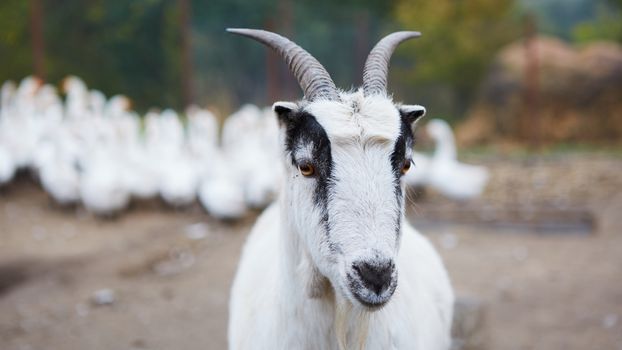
[362, 31, 421, 96]
[227, 28, 340, 102]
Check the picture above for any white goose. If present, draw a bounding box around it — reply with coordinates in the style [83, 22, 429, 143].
[32, 83, 84, 205]
[186, 105, 219, 176]
[193, 106, 251, 219]
[63, 76, 89, 120]
[122, 110, 159, 200]
[37, 134, 82, 206]
[0, 146, 15, 186]
[88, 89, 107, 119]
[78, 94, 132, 214]
[425, 119, 489, 200]
[155, 109, 199, 207]
[0, 81, 17, 185]
[79, 148, 130, 215]
[221, 105, 282, 209]
[107, 98, 153, 200]
[3, 77, 41, 169]
[403, 150, 432, 187]
[198, 150, 247, 220]
[240, 107, 282, 208]
[31, 84, 64, 171]
[0, 80, 16, 119]
[221, 104, 262, 151]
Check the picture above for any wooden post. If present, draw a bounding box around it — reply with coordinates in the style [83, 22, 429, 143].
[278, 0, 297, 101]
[178, 0, 196, 107]
[523, 13, 540, 148]
[354, 10, 370, 87]
[264, 19, 280, 104]
[30, 0, 46, 81]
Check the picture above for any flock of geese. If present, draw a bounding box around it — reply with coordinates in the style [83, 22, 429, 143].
[0, 76, 488, 219]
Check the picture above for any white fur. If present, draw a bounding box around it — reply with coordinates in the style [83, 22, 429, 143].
[229, 91, 454, 349]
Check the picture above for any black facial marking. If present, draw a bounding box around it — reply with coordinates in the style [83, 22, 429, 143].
[281, 110, 335, 242]
[390, 112, 416, 242]
[283, 111, 333, 206]
[390, 116, 415, 198]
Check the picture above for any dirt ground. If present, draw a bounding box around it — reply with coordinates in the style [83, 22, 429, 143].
[0, 153, 621, 350]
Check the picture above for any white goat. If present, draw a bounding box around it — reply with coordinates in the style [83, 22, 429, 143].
[227, 29, 454, 350]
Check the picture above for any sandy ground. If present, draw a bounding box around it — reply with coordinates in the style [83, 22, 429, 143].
[0, 154, 621, 350]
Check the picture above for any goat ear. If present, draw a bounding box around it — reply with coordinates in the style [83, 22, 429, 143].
[399, 104, 426, 125]
[273, 101, 298, 125]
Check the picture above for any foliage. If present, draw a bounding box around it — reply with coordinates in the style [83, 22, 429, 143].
[392, 0, 520, 120]
[572, 1, 622, 43]
[0, 0, 617, 117]
[0, 0, 33, 80]
[517, 0, 622, 43]
[44, 0, 181, 109]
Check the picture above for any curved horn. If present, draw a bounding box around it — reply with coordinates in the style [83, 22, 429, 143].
[362, 31, 421, 96]
[227, 28, 340, 101]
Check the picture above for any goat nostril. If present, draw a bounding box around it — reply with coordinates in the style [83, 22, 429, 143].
[353, 260, 394, 295]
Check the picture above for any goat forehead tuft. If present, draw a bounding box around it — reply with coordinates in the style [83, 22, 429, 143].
[305, 93, 402, 145]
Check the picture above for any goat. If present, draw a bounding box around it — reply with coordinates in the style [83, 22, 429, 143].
[227, 28, 454, 350]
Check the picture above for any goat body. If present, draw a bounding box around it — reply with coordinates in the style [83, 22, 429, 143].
[229, 204, 453, 349]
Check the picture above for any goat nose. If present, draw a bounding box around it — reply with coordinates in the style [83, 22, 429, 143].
[353, 260, 394, 295]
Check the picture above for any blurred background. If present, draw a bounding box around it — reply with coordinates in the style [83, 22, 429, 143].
[0, 0, 621, 349]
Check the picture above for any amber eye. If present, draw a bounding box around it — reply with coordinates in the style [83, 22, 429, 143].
[401, 159, 412, 174]
[298, 163, 315, 177]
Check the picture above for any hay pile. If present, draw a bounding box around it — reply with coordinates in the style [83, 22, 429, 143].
[458, 37, 622, 145]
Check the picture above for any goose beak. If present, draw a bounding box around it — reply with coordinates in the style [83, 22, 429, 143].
[34, 77, 44, 88]
[61, 77, 70, 93]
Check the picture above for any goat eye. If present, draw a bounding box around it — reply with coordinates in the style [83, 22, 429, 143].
[298, 163, 315, 177]
[401, 159, 412, 174]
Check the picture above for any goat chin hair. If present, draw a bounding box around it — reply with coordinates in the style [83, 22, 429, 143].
[335, 297, 371, 350]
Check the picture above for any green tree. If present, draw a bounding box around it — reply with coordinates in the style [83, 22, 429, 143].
[572, 0, 622, 43]
[44, 0, 181, 110]
[0, 0, 33, 82]
[392, 0, 519, 120]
